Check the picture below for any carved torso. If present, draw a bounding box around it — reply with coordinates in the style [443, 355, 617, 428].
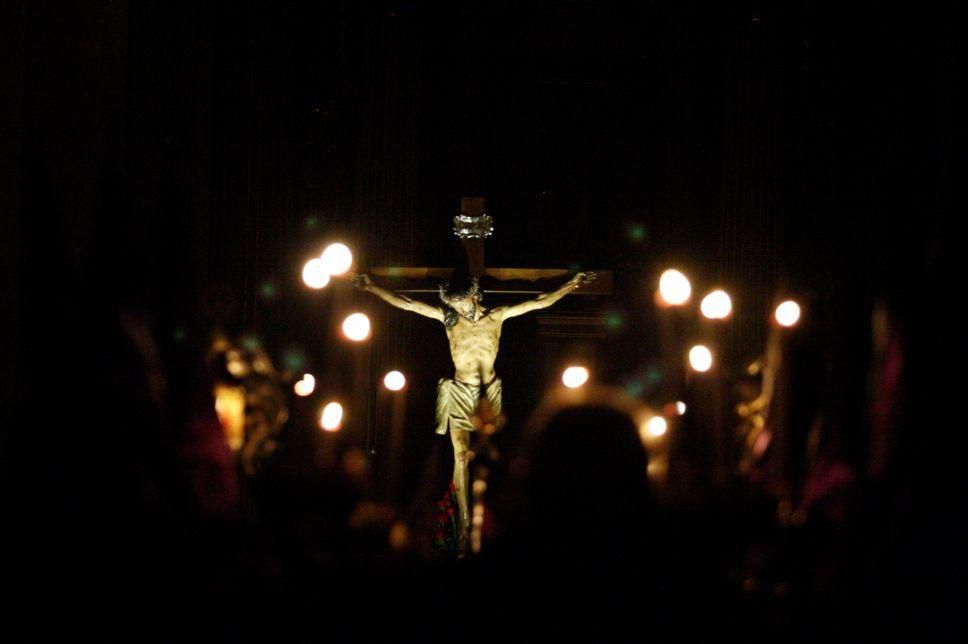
[444, 308, 504, 385]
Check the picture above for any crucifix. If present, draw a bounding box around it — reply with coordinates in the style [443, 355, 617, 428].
[352, 197, 612, 552]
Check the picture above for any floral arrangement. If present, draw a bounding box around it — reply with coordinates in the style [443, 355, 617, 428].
[433, 480, 460, 554]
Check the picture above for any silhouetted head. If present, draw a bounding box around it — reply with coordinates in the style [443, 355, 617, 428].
[501, 385, 654, 567]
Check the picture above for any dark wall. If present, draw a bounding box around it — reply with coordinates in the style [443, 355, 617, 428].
[3, 0, 963, 610]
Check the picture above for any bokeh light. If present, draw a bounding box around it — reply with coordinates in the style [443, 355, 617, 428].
[700, 290, 733, 320]
[658, 269, 692, 306]
[688, 345, 713, 372]
[302, 258, 331, 289]
[321, 243, 353, 276]
[282, 347, 308, 373]
[294, 373, 315, 397]
[647, 458, 669, 480]
[646, 416, 668, 437]
[562, 366, 590, 388]
[383, 370, 406, 391]
[259, 280, 277, 301]
[624, 380, 645, 398]
[662, 400, 687, 416]
[342, 312, 371, 341]
[214, 385, 246, 451]
[625, 222, 647, 244]
[775, 300, 801, 327]
[604, 311, 625, 333]
[389, 522, 409, 550]
[320, 402, 343, 432]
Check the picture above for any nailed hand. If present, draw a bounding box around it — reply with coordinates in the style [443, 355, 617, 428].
[352, 273, 373, 291]
[571, 271, 598, 286]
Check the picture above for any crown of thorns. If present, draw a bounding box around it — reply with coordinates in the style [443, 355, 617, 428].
[438, 276, 482, 304]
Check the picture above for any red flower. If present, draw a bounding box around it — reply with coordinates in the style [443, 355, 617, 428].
[446, 507, 455, 516]
[448, 480, 456, 492]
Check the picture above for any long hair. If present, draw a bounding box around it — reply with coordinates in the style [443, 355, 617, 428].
[439, 276, 483, 329]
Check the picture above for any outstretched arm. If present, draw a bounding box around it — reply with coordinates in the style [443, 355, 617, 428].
[352, 273, 444, 322]
[497, 271, 597, 320]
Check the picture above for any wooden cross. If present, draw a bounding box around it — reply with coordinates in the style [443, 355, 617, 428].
[369, 197, 611, 553]
[369, 197, 612, 316]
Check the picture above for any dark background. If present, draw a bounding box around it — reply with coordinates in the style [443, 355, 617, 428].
[2, 0, 964, 634]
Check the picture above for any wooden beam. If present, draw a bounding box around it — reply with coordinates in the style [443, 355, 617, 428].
[536, 312, 607, 338]
[369, 267, 613, 295]
[459, 197, 487, 277]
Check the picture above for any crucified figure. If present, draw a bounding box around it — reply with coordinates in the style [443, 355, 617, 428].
[353, 270, 598, 549]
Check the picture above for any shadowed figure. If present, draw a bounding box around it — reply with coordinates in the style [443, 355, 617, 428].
[463, 386, 657, 636]
[500, 388, 652, 569]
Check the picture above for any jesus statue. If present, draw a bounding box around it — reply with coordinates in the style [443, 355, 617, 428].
[352, 270, 598, 550]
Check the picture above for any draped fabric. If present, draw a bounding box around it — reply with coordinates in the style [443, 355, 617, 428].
[434, 377, 503, 435]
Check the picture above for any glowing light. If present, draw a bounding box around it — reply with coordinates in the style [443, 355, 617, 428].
[562, 366, 590, 388]
[259, 280, 277, 300]
[647, 459, 669, 479]
[389, 522, 409, 550]
[283, 348, 307, 372]
[320, 402, 343, 432]
[662, 401, 684, 416]
[302, 258, 331, 289]
[343, 448, 368, 478]
[753, 430, 771, 457]
[646, 416, 668, 437]
[604, 311, 624, 332]
[688, 345, 713, 372]
[214, 385, 246, 451]
[625, 222, 647, 243]
[294, 373, 315, 397]
[342, 312, 371, 341]
[226, 356, 248, 378]
[700, 290, 733, 319]
[383, 370, 406, 391]
[658, 269, 692, 306]
[775, 300, 801, 327]
[321, 243, 353, 276]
